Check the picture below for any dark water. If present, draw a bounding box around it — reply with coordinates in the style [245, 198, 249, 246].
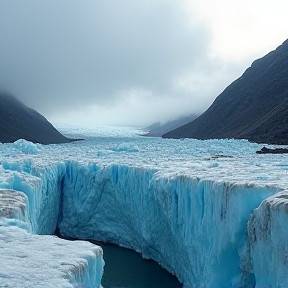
[100, 243, 183, 288]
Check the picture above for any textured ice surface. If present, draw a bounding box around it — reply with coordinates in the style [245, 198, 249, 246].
[247, 191, 288, 288]
[0, 226, 104, 288]
[1, 124, 288, 287]
[0, 189, 31, 231]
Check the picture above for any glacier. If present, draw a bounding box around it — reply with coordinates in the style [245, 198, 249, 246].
[0, 225, 104, 288]
[0, 125, 288, 287]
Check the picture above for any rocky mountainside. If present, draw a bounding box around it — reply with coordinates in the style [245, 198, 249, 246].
[142, 114, 198, 137]
[163, 39, 288, 144]
[0, 92, 73, 144]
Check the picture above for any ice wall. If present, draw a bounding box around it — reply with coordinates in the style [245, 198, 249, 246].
[1, 149, 287, 287]
[0, 160, 65, 234]
[58, 162, 279, 287]
[0, 165, 104, 288]
[247, 191, 288, 288]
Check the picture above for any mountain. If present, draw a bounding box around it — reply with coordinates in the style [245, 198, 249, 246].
[0, 92, 73, 144]
[163, 39, 288, 145]
[142, 114, 198, 137]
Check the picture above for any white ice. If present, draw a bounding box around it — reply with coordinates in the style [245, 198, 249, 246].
[0, 225, 104, 288]
[0, 124, 288, 287]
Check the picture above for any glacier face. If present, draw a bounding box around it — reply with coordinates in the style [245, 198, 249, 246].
[58, 164, 278, 287]
[1, 125, 288, 287]
[247, 191, 288, 288]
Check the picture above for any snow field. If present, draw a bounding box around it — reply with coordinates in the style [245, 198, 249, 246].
[0, 127, 288, 287]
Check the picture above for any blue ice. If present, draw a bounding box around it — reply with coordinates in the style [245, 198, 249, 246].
[0, 124, 288, 287]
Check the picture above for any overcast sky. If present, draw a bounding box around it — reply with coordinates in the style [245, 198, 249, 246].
[1, 0, 288, 126]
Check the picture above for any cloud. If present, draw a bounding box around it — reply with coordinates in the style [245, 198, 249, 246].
[0, 1, 211, 121]
[1, 0, 287, 126]
[188, 0, 288, 60]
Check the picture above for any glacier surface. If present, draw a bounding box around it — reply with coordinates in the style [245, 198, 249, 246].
[0, 124, 288, 287]
[0, 225, 104, 288]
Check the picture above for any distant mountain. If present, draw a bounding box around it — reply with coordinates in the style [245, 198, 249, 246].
[163, 39, 288, 145]
[0, 92, 73, 144]
[142, 114, 198, 137]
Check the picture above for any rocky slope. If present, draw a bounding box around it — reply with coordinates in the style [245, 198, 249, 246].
[163, 39, 288, 144]
[0, 92, 73, 144]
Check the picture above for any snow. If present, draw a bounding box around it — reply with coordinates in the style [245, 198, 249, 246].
[0, 125, 288, 287]
[0, 226, 104, 288]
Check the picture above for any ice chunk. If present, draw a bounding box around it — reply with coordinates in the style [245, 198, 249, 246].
[14, 139, 40, 154]
[0, 226, 104, 288]
[111, 143, 140, 152]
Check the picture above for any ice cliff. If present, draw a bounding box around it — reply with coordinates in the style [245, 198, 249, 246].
[0, 134, 288, 287]
[57, 163, 285, 287]
[247, 191, 288, 288]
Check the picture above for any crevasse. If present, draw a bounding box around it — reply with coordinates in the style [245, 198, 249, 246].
[1, 155, 287, 287]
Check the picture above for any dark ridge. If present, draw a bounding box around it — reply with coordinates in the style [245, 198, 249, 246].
[163, 39, 288, 145]
[0, 92, 73, 144]
[256, 146, 288, 154]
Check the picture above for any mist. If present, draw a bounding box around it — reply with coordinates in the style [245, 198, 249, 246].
[1, 0, 287, 126]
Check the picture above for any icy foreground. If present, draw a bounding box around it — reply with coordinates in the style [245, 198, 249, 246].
[1, 125, 288, 287]
[0, 226, 103, 288]
[0, 190, 104, 288]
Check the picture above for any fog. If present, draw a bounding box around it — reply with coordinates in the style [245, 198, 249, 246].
[0, 0, 288, 126]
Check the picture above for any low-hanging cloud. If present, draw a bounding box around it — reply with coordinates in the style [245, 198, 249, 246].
[0, 0, 277, 126]
[0, 2, 209, 115]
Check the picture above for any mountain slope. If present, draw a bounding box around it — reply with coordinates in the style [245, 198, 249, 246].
[142, 114, 198, 137]
[163, 39, 288, 144]
[0, 92, 73, 144]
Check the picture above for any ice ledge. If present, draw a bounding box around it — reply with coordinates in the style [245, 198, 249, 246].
[247, 191, 288, 288]
[0, 226, 104, 288]
[0, 189, 31, 231]
[0, 189, 104, 288]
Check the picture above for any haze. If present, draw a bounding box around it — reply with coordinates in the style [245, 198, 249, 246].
[0, 0, 287, 126]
